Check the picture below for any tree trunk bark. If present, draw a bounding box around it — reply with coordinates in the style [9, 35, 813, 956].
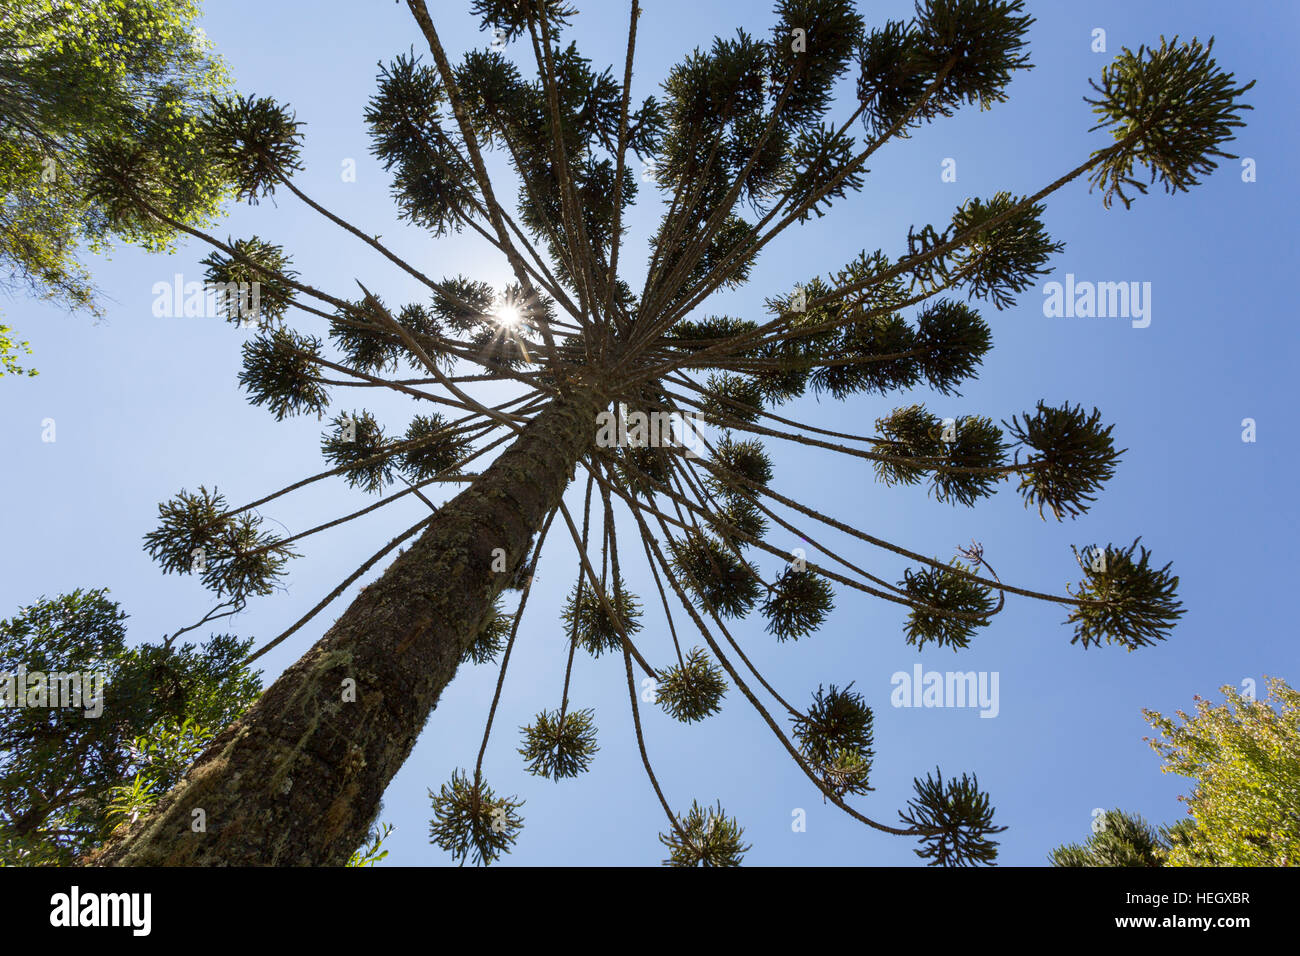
[91, 388, 603, 865]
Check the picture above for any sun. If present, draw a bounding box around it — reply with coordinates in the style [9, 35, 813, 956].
[494, 302, 524, 330]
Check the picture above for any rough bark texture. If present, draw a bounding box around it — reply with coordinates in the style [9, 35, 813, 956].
[91, 388, 603, 865]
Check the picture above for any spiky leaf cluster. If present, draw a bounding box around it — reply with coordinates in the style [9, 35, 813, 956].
[767, 0, 865, 130]
[700, 372, 763, 427]
[199, 236, 298, 326]
[1049, 809, 1167, 867]
[873, 405, 1007, 506]
[1066, 539, 1183, 650]
[784, 123, 865, 221]
[659, 800, 749, 867]
[201, 94, 303, 204]
[912, 0, 1033, 116]
[321, 410, 396, 494]
[399, 413, 471, 480]
[365, 54, 475, 236]
[238, 327, 329, 421]
[518, 707, 599, 780]
[709, 493, 768, 545]
[1086, 36, 1254, 209]
[561, 577, 643, 658]
[656, 648, 728, 723]
[616, 443, 673, 499]
[913, 300, 992, 393]
[856, 0, 1033, 138]
[428, 770, 523, 866]
[949, 193, 1062, 310]
[901, 560, 996, 650]
[706, 435, 773, 496]
[762, 567, 834, 641]
[431, 275, 495, 332]
[329, 295, 401, 374]
[462, 597, 510, 665]
[142, 486, 296, 602]
[855, 20, 928, 139]
[670, 532, 761, 619]
[671, 316, 759, 351]
[900, 768, 1007, 867]
[791, 683, 874, 796]
[1006, 401, 1121, 520]
[470, 0, 575, 44]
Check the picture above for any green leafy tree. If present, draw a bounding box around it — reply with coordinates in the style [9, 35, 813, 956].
[91, 0, 1250, 866]
[0, 589, 260, 864]
[0, 0, 233, 375]
[1050, 677, 1298, 867]
[1147, 677, 1299, 866]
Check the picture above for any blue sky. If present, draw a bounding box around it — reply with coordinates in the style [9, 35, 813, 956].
[2, 0, 1297, 866]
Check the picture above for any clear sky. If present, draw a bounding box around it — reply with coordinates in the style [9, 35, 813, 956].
[2, 0, 1297, 866]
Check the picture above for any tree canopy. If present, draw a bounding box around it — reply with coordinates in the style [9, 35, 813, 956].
[77, 0, 1256, 867]
[0, 0, 232, 375]
[0, 589, 260, 865]
[1051, 677, 1299, 867]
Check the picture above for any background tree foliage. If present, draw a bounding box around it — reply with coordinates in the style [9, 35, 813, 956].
[1051, 677, 1299, 867]
[0, 0, 232, 376]
[0, 589, 259, 865]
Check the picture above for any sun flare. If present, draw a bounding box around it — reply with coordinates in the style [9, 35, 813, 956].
[494, 302, 523, 329]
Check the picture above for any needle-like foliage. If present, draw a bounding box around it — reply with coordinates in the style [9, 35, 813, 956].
[110, 0, 1251, 868]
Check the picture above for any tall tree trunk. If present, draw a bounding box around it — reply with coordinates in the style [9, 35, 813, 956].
[91, 388, 604, 865]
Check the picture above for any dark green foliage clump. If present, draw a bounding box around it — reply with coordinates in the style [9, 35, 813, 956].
[1066, 539, 1184, 650]
[856, 0, 1034, 138]
[399, 413, 471, 480]
[705, 434, 773, 495]
[429, 770, 523, 866]
[949, 192, 1062, 310]
[708, 493, 767, 545]
[768, 0, 865, 130]
[616, 444, 672, 498]
[1050, 809, 1169, 867]
[200, 236, 299, 326]
[792, 683, 874, 796]
[670, 532, 761, 619]
[913, 300, 992, 393]
[873, 405, 1007, 506]
[899, 768, 1007, 867]
[700, 372, 764, 426]
[461, 597, 510, 665]
[1006, 401, 1121, 520]
[659, 799, 749, 867]
[202, 94, 303, 204]
[365, 53, 475, 237]
[330, 295, 401, 375]
[762, 567, 834, 641]
[320, 410, 396, 494]
[656, 648, 728, 723]
[0, 590, 261, 865]
[143, 486, 296, 603]
[1086, 36, 1254, 209]
[561, 577, 642, 658]
[239, 327, 329, 421]
[901, 560, 996, 650]
[519, 708, 598, 780]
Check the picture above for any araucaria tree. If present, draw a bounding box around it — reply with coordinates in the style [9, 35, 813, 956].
[88, 0, 1251, 866]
